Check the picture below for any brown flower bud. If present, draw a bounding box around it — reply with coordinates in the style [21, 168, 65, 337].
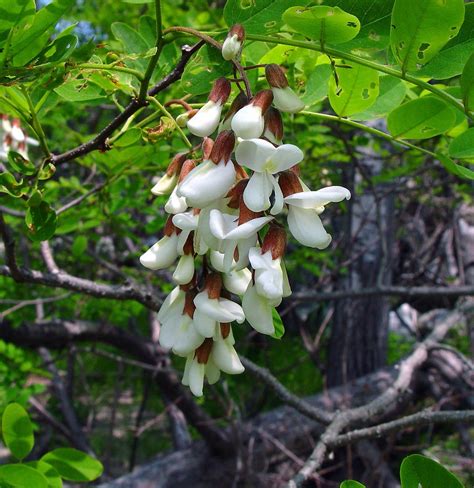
[184, 290, 197, 318]
[209, 77, 232, 104]
[238, 198, 263, 225]
[182, 232, 195, 256]
[251, 89, 274, 115]
[229, 24, 245, 43]
[178, 159, 197, 182]
[262, 225, 287, 259]
[226, 179, 248, 209]
[265, 64, 289, 89]
[204, 273, 223, 299]
[264, 107, 284, 143]
[209, 130, 235, 164]
[220, 323, 231, 339]
[202, 137, 214, 160]
[278, 170, 304, 197]
[166, 152, 188, 177]
[235, 163, 249, 180]
[195, 338, 213, 364]
[164, 215, 179, 236]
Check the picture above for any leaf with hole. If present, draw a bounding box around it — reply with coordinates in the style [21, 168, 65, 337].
[448, 128, 474, 160]
[54, 79, 106, 102]
[400, 454, 464, 488]
[7, 151, 36, 176]
[387, 97, 456, 139]
[2, 403, 34, 461]
[224, 0, 296, 34]
[41, 448, 103, 482]
[328, 60, 379, 117]
[25, 201, 57, 242]
[283, 6, 360, 45]
[390, 0, 465, 73]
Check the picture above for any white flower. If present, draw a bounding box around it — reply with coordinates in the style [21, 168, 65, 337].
[157, 286, 185, 324]
[173, 254, 195, 285]
[182, 350, 220, 397]
[235, 138, 303, 214]
[164, 186, 188, 214]
[284, 186, 351, 249]
[139, 233, 179, 270]
[151, 173, 178, 196]
[231, 90, 273, 139]
[272, 87, 305, 113]
[194, 290, 245, 324]
[242, 283, 275, 335]
[159, 312, 204, 357]
[222, 35, 241, 61]
[210, 326, 244, 374]
[209, 208, 272, 271]
[222, 267, 252, 296]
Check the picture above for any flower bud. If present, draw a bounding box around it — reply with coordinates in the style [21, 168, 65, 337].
[151, 153, 187, 196]
[222, 24, 245, 61]
[261, 225, 287, 259]
[176, 110, 196, 128]
[195, 338, 213, 364]
[187, 78, 231, 137]
[265, 64, 305, 114]
[226, 179, 248, 209]
[220, 92, 249, 131]
[278, 170, 304, 197]
[202, 137, 214, 160]
[264, 107, 284, 145]
[231, 90, 273, 139]
[209, 130, 235, 164]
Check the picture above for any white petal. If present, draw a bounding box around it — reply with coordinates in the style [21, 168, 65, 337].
[287, 206, 332, 249]
[197, 207, 221, 252]
[193, 309, 217, 338]
[159, 319, 179, 350]
[270, 175, 284, 215]
[222, 35, 241, 60]
[188, 359, 205, 397]
[243, 172, 273, 212]
[284, 186, 351, 209]
[271, 144, 304, 172]
[272, 86, 305, 113]
[235, 138, 275, 172]
[224, 215, 273, 241]
[234, 235, 257, 270]
[231, 105, 264, 139]
[173, 254, 195, 285]
[172, 316, 205, 356]
[249, 249, 284, 301]
[209, 209, 237, 240]
[242, 284, 275, 335]
[157, 286, 184, 323]
[165, 186, 188, 214]
[172, 211, 199, 231]
[187, 100, 222, 137]
[211, 338, 244, 374]
[205, 359, 221, 384]
[139, 234, 179, 270]
[210, 250, 228, 272]
[223, 268, 252, 296]
[194, 293, 245, 323]
[178, 160, 236, 209]
[281, 261, 292, 298]
[151, 173, 177, 196]
[181, 354, 193, 386]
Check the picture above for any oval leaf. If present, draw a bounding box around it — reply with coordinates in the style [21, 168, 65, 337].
[449, 128, 474, 159]
[340, 481, 366, 488]
[390, 0, 465, 72]
[328, 60, 379, 117]
[0, 464, 48, 488]
[26, 461, 62, 488]
[2, 403, 34, 461]
[41, 448, 103, 482]
[400, 454, 464, 488]
[25, 201, 57, 242]
[461, 52, 474, 113]
[387, 97, 456, 139]
[283, 6, 360, 45]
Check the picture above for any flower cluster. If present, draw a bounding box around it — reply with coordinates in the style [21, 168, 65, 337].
[0, 115, 37, 161]
[140, 26, 351, 396]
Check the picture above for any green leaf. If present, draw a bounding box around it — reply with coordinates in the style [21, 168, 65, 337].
[181, 44, 232, 96]
[121, 0, 153, 3]
[387, 97, 456, 139]
[353, 76, 406, 120]
[25, 462, 62, 488]
[328, 60, 379, 117]
[111, 22, 150, 53]
[71, 235, 88, 258]
[25, 201, 57, 241]
[0, 464, 48, 488]
[0, 172, 27, 198]
[302, 64, 332, 105]
[340, 481, 366, 488]
[283, 6, 360, 45]
[224, 0, 296, 35]
[2, 403, 34, 461]
[114, 128, 142, 148]
[27, 190, 43, 208]
[449, 128, 474, 160]
[438, 154, 474, 180]
[461, 52, 474, 113]
[7, 151, 36, 176]
[390, 0, 465, 73]
[271, 308, 285, 339]
[38, 163, 56, 181]
[41, 448, 103, 482]
[54, 79, 106, 102]
[0, 0, 35, 46]
[9, 0, 76, 65]
[400, 454, 464, 488]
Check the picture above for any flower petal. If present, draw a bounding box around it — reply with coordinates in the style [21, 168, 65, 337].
[235, 138, 275, 172]
[188, 359, 205, 397]
[194, 293, 245, 323]
[271, 144, 304, 172]
[187, 100, 222, 138]
[164, 186, 188, 214]
[242, 284, 275, 335]
[223, 268, 252, 296]
[211, 338, 244, 374]
[139, 234, 179, 270]
[173, 254, 195, 285]
[287, 206, 332, 249]
[224, 215, 273, 240]
[243, 172, 273, 212]
[193, 309, 217, 338]
[157, 286, 185, 323]
[270, 175, 284, 215]
[151, 173, 177, 196]
[231, 104, 264, 139]
[272, 87, 305, 114]
[284, 186, 351, 209]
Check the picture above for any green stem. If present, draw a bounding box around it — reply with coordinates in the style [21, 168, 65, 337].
[245, 34, 469, 119]
[77, 63, 144, 80]
[147, 96, 192, 148]
[20, 87, 51, 158]
[301, 110, 437, 159]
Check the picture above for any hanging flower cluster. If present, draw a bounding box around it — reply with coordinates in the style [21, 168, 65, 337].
[0, 115, 37, 161]
[140, 26, 351, 396]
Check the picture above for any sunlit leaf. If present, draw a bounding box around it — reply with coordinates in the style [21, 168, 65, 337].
[41, 448, 103, 482]
[400, 454, 464, 488]
[2, 403, 34, 461]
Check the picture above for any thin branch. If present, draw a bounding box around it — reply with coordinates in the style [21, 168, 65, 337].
[331, 409, 474, 447]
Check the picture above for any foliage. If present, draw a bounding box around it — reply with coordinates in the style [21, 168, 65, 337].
[0, 403, 103, 486]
